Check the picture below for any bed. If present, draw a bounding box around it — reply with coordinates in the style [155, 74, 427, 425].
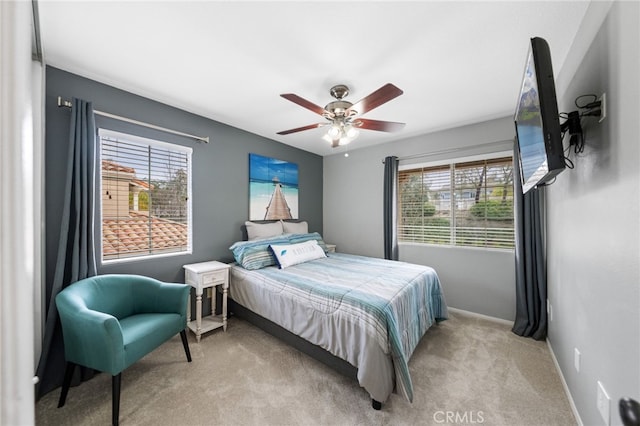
[228, 230, 448, 409]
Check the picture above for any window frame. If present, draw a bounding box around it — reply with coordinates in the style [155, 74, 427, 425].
[398, 151, 515, 251]
[98, 128, 193, 264]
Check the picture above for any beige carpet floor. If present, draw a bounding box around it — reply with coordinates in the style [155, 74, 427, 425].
[35, 310, 576, 426]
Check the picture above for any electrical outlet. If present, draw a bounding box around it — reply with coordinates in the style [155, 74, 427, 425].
[574, 348, 581, 372]
[547, 300, 553, 322]
[599, 93, 607, 123]
[597, 381, 611, 425]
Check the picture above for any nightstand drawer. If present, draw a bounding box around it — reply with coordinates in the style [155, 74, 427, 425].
[202, 270, 226, 285]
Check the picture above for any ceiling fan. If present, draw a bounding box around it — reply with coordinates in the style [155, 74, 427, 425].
[277, 83, 405, 148]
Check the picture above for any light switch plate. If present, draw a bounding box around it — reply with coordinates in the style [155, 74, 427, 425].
[597, 381, 611, 425]
[599, 93, 607, 123]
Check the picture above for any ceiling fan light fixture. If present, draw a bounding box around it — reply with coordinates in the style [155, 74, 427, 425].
[323, 122, 359, 146]
[327, 124, 341, 139]
[345, 125, 359, 139]
[322, 133, 335, 144]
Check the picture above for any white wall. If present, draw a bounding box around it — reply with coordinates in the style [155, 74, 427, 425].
[323, 117, 517, 320]
[0, 1, 40, 424]
[546, 2, 640, 425]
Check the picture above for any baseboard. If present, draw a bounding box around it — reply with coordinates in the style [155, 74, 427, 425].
[546, 339, 583, 426]
[447, 307, 514, 326]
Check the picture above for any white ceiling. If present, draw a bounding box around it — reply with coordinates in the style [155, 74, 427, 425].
[38, 1, 591, 156]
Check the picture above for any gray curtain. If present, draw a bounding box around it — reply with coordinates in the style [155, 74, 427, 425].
[36, 98, 98, 398]
[512, 140, 547, 340]
[383, 156, 398, 260]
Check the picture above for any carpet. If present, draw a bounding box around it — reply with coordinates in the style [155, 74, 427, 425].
[35, 310, 576, 425]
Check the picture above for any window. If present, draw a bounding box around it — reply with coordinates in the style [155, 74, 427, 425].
[99, 129, 192, 262]
[398, 156, 514, 249]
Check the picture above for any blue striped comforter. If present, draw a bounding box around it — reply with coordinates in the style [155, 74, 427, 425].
[232, 252, 448, 402]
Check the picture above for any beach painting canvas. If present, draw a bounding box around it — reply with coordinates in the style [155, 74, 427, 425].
[249, 154, 299, 220]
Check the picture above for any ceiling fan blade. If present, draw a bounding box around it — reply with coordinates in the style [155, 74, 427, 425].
[277, 123, 325, 135]
[355, 118, 405, 132]
[348, 83, 403, 115]
[280, 93, 327, 116]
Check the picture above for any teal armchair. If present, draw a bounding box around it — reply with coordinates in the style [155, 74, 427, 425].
[55, 274, 192, 426]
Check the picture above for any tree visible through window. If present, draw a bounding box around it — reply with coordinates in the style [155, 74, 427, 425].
[398, 156, 514, 249]
[99, 129, 192, 262]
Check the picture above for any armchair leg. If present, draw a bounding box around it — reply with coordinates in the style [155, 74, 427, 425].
[180, 330, 192, 362]
[372, 399, 382, 410]
[58, 362, 76, 408]
[112, 373, 121, 426]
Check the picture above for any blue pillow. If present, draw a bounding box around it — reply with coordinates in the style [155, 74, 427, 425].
[229, 235, 290, 270]
[286, 232, 328, 252]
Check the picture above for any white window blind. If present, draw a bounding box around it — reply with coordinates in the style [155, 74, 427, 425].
[398, 156, 514, 249]
[99, 129, 192, 262]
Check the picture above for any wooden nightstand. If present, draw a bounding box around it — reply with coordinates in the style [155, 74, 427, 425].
[183, 260, 231, 342]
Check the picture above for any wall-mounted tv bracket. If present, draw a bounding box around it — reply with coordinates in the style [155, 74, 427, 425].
[560, 94, 603, 156]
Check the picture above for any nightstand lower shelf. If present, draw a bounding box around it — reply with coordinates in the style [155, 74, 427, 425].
[187, 314, 225, 336]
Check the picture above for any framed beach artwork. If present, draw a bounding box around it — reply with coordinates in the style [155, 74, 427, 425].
[249, 154, 299, 220]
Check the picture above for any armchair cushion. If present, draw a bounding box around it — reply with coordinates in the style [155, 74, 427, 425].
[120, 313, 183, 368]
[56, 274, 189, 375]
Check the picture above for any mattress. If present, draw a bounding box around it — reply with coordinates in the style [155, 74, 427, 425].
[229, 252, 448, 403]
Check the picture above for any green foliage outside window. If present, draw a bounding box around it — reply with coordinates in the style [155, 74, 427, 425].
[469, 200, 513, 220]
[398, 156, 514, 249]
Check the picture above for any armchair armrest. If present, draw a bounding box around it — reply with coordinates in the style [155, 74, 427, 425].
[152, 282, 190, 316]
[56, 296, 126, 375]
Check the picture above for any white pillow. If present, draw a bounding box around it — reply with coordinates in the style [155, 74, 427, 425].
[270, 240, 326, 268]
[245, 221, 283, 241]
[281, 220, 308, 234]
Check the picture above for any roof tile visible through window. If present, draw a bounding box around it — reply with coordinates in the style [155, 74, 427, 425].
[102, 211, 188, 258]
[102, 160, 135, 174]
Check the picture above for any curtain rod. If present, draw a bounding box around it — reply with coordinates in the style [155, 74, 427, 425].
[57, 96, 209, 144]
[383, 139, 513, 163]
[32, 0, 43, 63]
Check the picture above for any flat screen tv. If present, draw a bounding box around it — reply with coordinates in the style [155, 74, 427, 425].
[514, 37, 565, 193]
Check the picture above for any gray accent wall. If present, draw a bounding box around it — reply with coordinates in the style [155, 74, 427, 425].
[546, 2, 639, 425]
[323, 117, 517, 321]
[45, 67, 323, 287]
